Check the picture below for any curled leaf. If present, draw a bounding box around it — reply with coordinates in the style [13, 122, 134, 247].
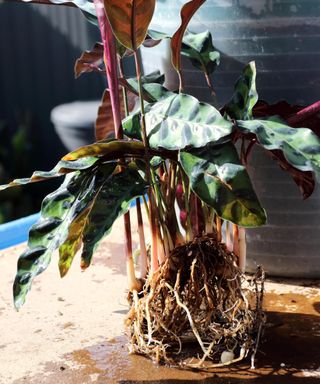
[181, 30, 220, 75]
[236, 118, 320, 179]
[74, 42, 104, 78]
[225, 61, 258, 120]
[171, 0, 206, 74]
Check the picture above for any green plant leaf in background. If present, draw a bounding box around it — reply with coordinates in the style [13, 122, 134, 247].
[180, 142, 266, 227]
[81, 167, 148, 269]
[120, 70, 173, 103]
[181, 30, 220, 75]
[236, 117, 320, 179]
[123, 93, 233, 150]
[103, 0, 156, 50]
[225, 61, 258, 120]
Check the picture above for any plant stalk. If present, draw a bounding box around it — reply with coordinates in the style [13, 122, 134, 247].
[133, 49, 159, 274]
[94, 0, 137, 290]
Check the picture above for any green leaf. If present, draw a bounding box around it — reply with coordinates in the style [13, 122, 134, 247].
[181, 30, 220, 75]
[13, 162, 118, 308]
[236, 118, 320, 179]
[0, 156, 99, 191]
[180, 142, 266, 227]
[121, 79, 173, 104]
[225, 61, 258, 120]
[58, 163, 116, 277]
[123, 93, 233, 149]
[13, 171, 89, 309]
[81, 167, 148, 268]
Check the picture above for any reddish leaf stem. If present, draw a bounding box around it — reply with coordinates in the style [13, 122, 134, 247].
[287, 100, 320, 126]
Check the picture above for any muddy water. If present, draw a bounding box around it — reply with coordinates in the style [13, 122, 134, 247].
[14, 290, 320, 384]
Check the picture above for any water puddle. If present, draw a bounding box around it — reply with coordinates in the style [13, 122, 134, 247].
[13, 291, 320, 384]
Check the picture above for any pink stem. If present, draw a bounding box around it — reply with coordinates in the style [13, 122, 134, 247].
[93, 0, 122, 139]
[287, 100, 320, 126]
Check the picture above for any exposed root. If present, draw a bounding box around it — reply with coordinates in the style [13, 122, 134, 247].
[126, 234, 265, 370]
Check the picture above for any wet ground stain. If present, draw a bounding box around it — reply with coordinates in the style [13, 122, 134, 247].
[13, 290, 320, 384]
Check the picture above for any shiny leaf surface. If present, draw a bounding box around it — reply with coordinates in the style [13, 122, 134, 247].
[103, 0, 156, 50]
[123, 93, 233, 150]
[58, 163, 116, 277]
[226, 61, 258, 120]
[62, 140, 146, 160]
[180, 143, 266, 227]
[81, 167, 148, 268]
[181, 30, 220, 75]
[13, 172, 89, 309]
[0, 157, 98, 190]
[237, 118, 320, 179]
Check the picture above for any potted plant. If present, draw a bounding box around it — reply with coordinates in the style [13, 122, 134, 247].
[141, 0, 320, 278]
[2, 0, 320, 370]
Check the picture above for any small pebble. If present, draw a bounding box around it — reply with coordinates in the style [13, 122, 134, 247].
[221, 351, 234, 364]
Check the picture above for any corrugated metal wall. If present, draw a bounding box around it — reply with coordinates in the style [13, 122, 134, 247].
[0, 2, 104, 167]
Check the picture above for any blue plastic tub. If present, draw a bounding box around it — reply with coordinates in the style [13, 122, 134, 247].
[0, 213, 40, 250]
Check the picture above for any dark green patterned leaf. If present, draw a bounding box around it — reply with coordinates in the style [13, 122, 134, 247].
[181, 30, 220, 74]
[0, 156, 98, 191]
[225, 61, 258, 120]
[81, 167, 148, 268]
[13, 162, 118, 308]
[237, 118, 320, 178]
[180, 142, 266, 227]
[121, 70, 172, 103]
[123, 93, 233, 149]
[58, 163, 116, 277]
[13, 172, 88, 309]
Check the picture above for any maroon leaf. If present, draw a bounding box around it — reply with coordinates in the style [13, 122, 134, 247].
[74, 42, 104, 79]
[171, 0, 206, 75]
[266, 149, 315, 199]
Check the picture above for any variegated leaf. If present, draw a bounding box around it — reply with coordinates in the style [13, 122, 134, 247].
[225, 61, 258, 120]
[123, 93, 233, 150]
[180, 142, 266, 227]
[236, 117, 320, 179]
[81, 167, 148, 268]
[181, 30, 220, 75]
[13, 172, 89, 309]
[0, 157, 98, 191]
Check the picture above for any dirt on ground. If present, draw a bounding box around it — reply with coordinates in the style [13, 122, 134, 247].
[0, 210, 319, 383]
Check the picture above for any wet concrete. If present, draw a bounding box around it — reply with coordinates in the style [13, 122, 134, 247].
[14, 289, 320, 384]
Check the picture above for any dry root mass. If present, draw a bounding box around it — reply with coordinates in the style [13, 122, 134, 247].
[126, 234, 265, 370]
